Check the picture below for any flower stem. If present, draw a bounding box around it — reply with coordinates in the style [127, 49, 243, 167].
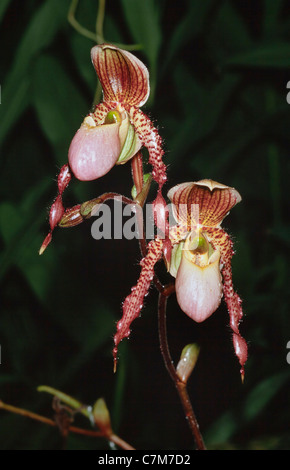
[68, 0, 142, 51]
[175, 382, 206, 451]
[157, 290, 206, 450]
[96, 0, 106, 43]
[157, 290, 178, 381]
[110, 433, 135, 450]
[0, 400, 135, 450]
[68, 0, 98, 42]
[131, 152, 144, 198]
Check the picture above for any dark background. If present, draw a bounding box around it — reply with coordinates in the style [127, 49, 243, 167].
[0, 0, 290, 450]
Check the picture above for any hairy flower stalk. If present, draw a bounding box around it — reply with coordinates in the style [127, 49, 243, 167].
[40, 44, 167, 254]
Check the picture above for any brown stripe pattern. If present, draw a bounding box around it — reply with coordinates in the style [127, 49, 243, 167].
[168, 180, 241, 228]
[91, 44, 150, 107]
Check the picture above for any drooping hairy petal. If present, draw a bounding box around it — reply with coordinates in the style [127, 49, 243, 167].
[39, 165, 71, 254]
[91, 44, 150, 107]
[206, 227, 248, 379]
[129, 108, 167, 190]
[232, 333, 248, 382]
[175, 248, 223, 323]
[222, 261, 248, 381]
[167, 180, 241, 228]
[68, 116, 122, 181]
[113, 237, 164, 370]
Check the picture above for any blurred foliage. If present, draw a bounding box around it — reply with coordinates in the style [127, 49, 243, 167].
[0, 0, 290, 450]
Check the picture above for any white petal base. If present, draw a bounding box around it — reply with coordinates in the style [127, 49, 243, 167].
[175, 252, 223, 323]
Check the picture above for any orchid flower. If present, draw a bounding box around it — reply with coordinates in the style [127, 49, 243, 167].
[40, 44, 167, 254]
[114, 179, 248, 380]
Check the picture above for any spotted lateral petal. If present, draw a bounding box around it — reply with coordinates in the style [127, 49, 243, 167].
[91, 44, 150, 107]
[206, 226, 248, 380]
[129, 108, 167, 190]
[168, 180, 241, 228]
[113, 237, 163, 370]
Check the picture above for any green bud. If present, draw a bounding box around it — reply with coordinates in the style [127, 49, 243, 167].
[176, 344, 200, 383]
[58, 205, 83, 227]
[80, 198, 102, 218]
[131, 173, 151, 200]
[92, 398, 112, 436]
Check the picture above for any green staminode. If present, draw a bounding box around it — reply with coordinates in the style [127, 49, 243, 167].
[104, 110, 122, 124]
[189, 233, 209, 255]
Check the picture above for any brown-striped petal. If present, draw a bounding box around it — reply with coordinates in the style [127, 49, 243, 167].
[167, 179, 241, 228]
[91, 44, 150, 107]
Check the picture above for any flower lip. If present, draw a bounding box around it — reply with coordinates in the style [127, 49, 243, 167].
[175, 234, 223, 323]
[68, 106, 142, 181]
[167, 179, 242, 228]
[91, 44, 150, 107]
[68, 117, 122, 181]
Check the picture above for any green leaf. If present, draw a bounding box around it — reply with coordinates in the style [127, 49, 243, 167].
[242, 372, 290, 422]
[69, 34, 97, 95]
[0, 180, 57, 302]
[0, 0, 12, 24]
[205, 371, 290, 446]
[32, 54, 88, 163]
[162, 0, 214, 72]
[169, 68, 240, 161]
[263, 0, 285, 36]
[0, 0, 70, 148]
[121, 0, 161, 68]
[214, 1, 253, 52]
[58, 299, 115, 354]
[226, 43, 290, 68]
